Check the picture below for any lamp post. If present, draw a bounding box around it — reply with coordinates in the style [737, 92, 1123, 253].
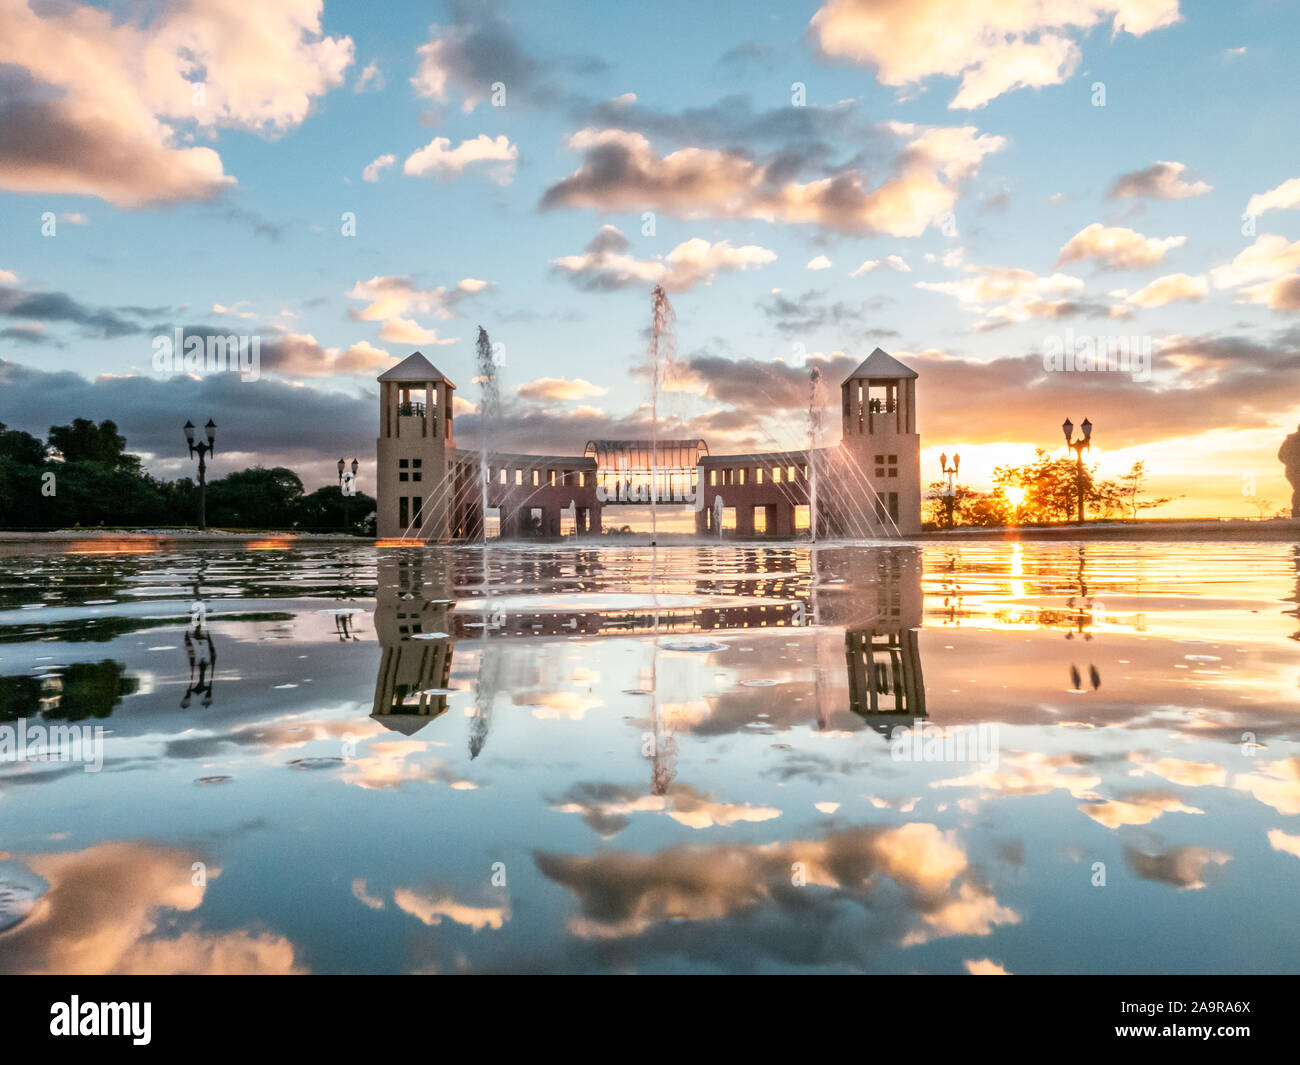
[1062, 417, 1092, 524]
[338, 457, 359, 533]
[939, 451, 960, 529]
[184, 419, 216, 530]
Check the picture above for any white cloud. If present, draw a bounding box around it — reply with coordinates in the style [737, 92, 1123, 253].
[809, 0, 1181, 109]
[402, 134, 518, 185]
[1057, 224, 1186, 269]
[362, 153, 396, 183]
[1247, 178, 1300, 218]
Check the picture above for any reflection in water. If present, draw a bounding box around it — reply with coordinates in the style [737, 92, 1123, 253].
[371, 554, 454, 734]
[3, 540, 1300, 974]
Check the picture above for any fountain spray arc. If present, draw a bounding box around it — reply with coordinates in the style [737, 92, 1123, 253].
[648, 284, 676, 544]
[475, 326, 501, 543]
[808, 367, 823, 543]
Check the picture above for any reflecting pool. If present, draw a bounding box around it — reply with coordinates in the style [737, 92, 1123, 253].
[1, 540, 1298, 973]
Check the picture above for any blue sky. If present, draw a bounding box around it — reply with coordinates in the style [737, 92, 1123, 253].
[2, 0, 1299, 515]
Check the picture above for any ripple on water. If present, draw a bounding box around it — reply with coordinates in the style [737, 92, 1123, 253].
[661, 638, 728, 653]
[195, 776, 232, 786]
[286, 757, 345, 770]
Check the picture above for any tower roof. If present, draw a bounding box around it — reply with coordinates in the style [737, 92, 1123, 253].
[378, 351, 454, 387]
[843, 347, 917, 382]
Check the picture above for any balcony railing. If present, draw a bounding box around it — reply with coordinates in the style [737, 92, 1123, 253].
[397, 402, 426, 417]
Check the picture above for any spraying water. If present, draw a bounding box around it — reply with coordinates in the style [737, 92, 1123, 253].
[648, 285, 676, 543]
[808, 367, 824, 542]
[475, 326, 501, 544]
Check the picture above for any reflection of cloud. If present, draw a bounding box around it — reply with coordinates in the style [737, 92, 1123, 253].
[352, 879, 385, 910]
[1129, 754, 1226, 788]
[551, 782, 780, 837]
[1232, 757, 1300, 815]
[965, 958, 1010, 974]
[536, 822, 1017, 954]
[1267, 829, 1300, 860]
[524, 691, 604, 721]
[342, 739, 476, 792]
[1080, 791, 1202, 829]
[936, 751, 1100, 799]
[0, 842, 301, 974]
[1124, 845, 1230, 889]
[392, 887, 508, 931]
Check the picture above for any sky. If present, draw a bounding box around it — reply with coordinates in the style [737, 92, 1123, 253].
[1, 0, 1299, 518]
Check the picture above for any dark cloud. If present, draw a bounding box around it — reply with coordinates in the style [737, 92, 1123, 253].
[0, 285, 152, 339]
[758, 288, 891, 337]
[0, 357, 372, 481]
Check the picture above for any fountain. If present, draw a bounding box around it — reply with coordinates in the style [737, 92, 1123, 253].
[808, 367, 823, 542]
[647, 285, 676, 544]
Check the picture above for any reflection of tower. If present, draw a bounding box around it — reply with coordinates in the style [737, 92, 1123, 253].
[816, 547, 926, 731]
[371, 553, 456, 734]
[1289, 546, 1300, 641]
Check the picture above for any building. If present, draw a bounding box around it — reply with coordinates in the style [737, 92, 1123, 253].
[374, 345, 921, 540]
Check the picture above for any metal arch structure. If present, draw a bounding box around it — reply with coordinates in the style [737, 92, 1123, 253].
[583, 439, 709, 472]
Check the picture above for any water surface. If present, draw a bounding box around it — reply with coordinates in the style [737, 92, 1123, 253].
[1, 540, 1298, 973]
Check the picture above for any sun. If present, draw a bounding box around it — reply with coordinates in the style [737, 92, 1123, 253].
[1005, 486, 1027, 507]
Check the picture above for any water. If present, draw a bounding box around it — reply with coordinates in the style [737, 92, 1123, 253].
[1, 539, 1298, 974]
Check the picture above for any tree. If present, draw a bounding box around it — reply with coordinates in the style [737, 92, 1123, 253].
[1113, 460, 1176, 519]
[47, 418, 139, 472]
[993, 449, 1089, 523]
[205, 466, 304, 529]
[296, 485, 377, 534]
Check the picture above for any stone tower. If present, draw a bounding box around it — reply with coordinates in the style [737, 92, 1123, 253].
[376, 352, 455, 540]
[838, 347, 921, 535]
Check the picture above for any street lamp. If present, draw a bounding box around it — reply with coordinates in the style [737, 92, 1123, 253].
[939, 451, 960, 529]
[338, 457, 359, 533]
[1062, 417, 1092, 524]
[185, 419, 216, 530]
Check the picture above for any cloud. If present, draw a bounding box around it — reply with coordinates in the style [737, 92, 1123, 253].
[347, 274, 490, 343]
[808, 0, 1181, 109]
[0, 0, 353, 206]
[1108, 160, 1211, 201]
[412, 3, 552, 112]
[852, 255, 910, 276]
[402, 134, 519, 185]
[0, 356, 377, 481]
[1057, 224, 1187, 269]
[362, 153, 396, 183]
[1247, 177, 1300, 218]
[517, 377, 608, 401]
[260, 334, 394, 377]
[807, 255, 832, 271]
[354, 60, 385, 94]
[1210, 234, 1300, 310]
[917, 263, 1103, 328]
[540, 124, 1004, 236]
[0, 284, 153, 338]
[1115, 272, 1207, 308]
[550, 225, 776, 293]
